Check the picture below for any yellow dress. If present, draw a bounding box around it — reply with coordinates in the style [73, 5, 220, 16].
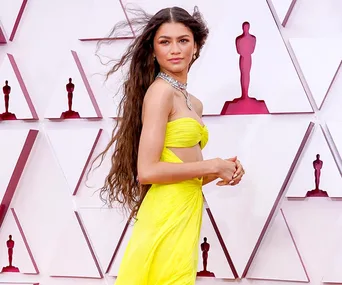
[115, 117, 209, 285]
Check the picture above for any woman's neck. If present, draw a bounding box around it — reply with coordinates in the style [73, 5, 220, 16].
[159, 69, 187, 85]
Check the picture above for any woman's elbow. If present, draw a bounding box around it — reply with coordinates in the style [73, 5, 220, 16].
[137, 169, 151, 185]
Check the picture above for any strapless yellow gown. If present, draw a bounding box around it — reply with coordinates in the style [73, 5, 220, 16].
[115, 117, 209, 285]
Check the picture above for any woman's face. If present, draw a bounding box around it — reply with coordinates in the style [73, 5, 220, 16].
[153, 22, 197, 76]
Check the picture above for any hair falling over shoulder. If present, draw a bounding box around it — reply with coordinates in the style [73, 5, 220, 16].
[92, 5, 209, 219]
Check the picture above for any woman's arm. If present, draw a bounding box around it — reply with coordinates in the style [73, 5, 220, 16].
[202, 174, 218, 185]
[137, 81, 222, 185]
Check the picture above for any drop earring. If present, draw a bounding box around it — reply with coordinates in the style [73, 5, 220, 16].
[193, 54, 196, 59]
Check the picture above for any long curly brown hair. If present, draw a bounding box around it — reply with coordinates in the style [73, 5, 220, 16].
[94, 6, 209, 219]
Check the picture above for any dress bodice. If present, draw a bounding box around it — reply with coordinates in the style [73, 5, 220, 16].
[164, 117, 208, 149]
[160, 117, 208, 163]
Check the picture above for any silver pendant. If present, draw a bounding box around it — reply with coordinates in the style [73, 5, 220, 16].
[185, 94, 192, 110]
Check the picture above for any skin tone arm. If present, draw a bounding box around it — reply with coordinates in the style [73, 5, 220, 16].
[137, 81, 236, 185]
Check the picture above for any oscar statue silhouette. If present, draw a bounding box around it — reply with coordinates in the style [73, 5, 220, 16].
[221, 22, 269, 115]
[306, 154, 328, 197]
[1, 80, 17, 120]
[60, 78, 80, 119]
[1, 235, 20, 273]
[197, 237, 215, 277]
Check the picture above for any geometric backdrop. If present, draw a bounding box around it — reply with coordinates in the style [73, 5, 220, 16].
[1, 0, 342, 284]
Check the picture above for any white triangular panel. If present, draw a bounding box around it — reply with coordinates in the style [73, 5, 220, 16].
[79, 0, 133, 40]
[327, 121, 342, 165]
[189, 0, 312, 114]
[202, 115, 311, 277]
[246, 209, 308, 282]
[322, 213, 342, 283]
[282, 199, 342, 284]
[0, 129, 30, 203]
[108, 223, 133, 277]
[0, 54, 37, 119]
[78, 44, 129, 118]
[79, 208, 129, 271]
[46, 128, 101, 195]
[44, 51, 101, 119]
[286, 124, 342, 197]
[197, 209, 235, 279]
[0, 0, 23, 38]
[289, 38, 342, 109]
[270, 0, 294, 25]
[49, 211, 101, 278]
[75, 129, 114, 207]
[0, 209, 37, 274]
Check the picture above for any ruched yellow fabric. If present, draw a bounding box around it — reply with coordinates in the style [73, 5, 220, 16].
[115, 117, 209, 285]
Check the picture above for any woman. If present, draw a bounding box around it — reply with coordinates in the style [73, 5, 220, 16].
[97, 6, 245, 284]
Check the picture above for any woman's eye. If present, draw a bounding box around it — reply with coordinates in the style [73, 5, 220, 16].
[160, 40, 169, 44]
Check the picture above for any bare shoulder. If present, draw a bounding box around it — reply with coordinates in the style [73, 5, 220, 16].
[142, 79, 175, 120]
[189, 93, 203, 117]
[144, 79, 174, 103]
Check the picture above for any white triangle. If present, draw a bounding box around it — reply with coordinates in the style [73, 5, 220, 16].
[322, 213, 342, 283]
[282, 199, 342, 284]
[44, 50, 101, 119]
[108, 222, 133, 277]
[286, 124, 342, 198]
[0, 0, 23, 39]
[75, 129, 115, 207]
[246, 209, 308, 282]
[79, 208, 129, 272]
[78, 0, 134, 40]
[46, 128, 102, 195]
[0, 54, 37, 119]
[197, 208, 235, 279]
[270, 0, 294, 25]
[48, 210, 101, 278]
[0, 209, 37, 274]
[202, 115, 311, 277]
[289, 38, 342, 109]
[320, 65, 342, 120]
[327, 121, 342, 165]
[186, 0, 312, 114]
[0, 129, 31, 205]
[78, 43, 129, 118]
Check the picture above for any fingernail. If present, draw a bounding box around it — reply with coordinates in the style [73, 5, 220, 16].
[229, 180, 234, 185]
[233, 174, 237, 178]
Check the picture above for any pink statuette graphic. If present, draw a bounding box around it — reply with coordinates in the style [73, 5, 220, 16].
[60, 78, 80, 119]
[1, 80, 17, 120]
[1, 235, 20, 273]
[306, 154, 328, 197]
[221, 22, 269, 115]
[197, 237, 215, 277]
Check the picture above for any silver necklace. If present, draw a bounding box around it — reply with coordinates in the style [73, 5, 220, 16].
[156, 72, 192, 110]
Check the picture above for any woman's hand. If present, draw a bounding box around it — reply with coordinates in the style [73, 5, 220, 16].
[214, 158, 237, 186]
[228, 157, 245, 185]
[216, 156, 245, 186]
